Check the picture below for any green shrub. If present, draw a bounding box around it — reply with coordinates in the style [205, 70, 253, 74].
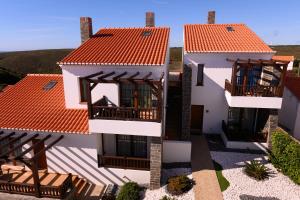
[270, 129, 300, 184]
[166, 175, 193, 195]
[244, 160, 271, 180]
[160, 195, 177, 200]
[116, 182, 141, 200]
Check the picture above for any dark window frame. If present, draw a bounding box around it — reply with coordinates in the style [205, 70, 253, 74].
[79, 78, 88, 102]
[196, 64, 204, 86]
[116, 135, 147, 158]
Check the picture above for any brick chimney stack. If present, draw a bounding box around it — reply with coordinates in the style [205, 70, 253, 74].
[80, 17, 93, 44]
[207, 11, 215, 24]
[146, 12, 155, 27]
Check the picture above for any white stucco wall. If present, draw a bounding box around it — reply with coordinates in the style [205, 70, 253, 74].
[89, 119, 162, 137]
[225, 91, 283, 109]
[279, 87, 298, 132]
[184, 52, 274, 134]
[162, 140, 191, 163]
[60, 64, 166, 109]
[2, 130, 150, 185]
[292, 102, 300, 140]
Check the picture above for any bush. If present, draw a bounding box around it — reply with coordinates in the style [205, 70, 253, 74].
[160, 195, 177, 200]
[116, 182, 141, 200]
[244, 160, 271, 180]
[166, 175, 193, 195]
[270, 129, 300, 184]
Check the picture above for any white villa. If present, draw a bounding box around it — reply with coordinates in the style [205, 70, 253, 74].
[0, 12, 191, 199]
[182, 12, 290, 150]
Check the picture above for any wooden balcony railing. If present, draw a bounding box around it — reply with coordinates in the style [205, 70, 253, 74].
[92, 106, 161, 122]
[98, 155, 150, 170]
[0, 173, 73, 199]
[225, 79, 282, 97]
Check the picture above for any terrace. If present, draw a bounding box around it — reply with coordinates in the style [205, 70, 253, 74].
[225, 58, 289, 97]
[0, 131, 74, 199]
[81, 71, 164, 123]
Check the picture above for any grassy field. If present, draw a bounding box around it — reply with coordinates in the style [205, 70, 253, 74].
[0, 45, 299, 85]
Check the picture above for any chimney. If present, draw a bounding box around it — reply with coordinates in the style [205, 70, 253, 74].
[80, 17, 93, 44]
[207, 11, 215, 24]
[146, 12, 155, 27]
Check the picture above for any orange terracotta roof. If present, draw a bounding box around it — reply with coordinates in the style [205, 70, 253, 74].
[184, 24, 274, 53]
[0, 74, 88, 134]
[285, 76, 300, 101]
[59, 27, 170, 66]
[272, 55, 294, 62]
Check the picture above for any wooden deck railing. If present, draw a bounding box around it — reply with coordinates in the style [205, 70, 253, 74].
[225, 79, 282, 97]
[92, 106, 160, 122]
[98, 155, 150, 170]
[0, 173, 73, 199]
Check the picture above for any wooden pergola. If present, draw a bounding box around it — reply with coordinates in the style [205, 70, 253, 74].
[225, 58, 289, 97]
[81, 71, 164, 121]
[0, 131, 70, 198]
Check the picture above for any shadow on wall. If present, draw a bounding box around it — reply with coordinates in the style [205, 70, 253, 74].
[45, 146, 126, 185]
[239, 194, 280, 200]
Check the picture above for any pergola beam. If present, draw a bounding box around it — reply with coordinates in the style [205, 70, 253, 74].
[0, 132, 16, 141]
[31, 135, 64, 161]
[83, 71, 103, 79]
[0, 132, 27, 149]
[113, 72, 127, 81]
[128, 72, 140, 80]
[14, 134, 52, 160]
[98, 72, 116, 81]
[0, 134, 39, 158]
[143, 72, 152, 81]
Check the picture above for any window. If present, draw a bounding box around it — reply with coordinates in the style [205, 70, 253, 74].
[120, 83, 154, 108]
[43, 80, 57, 91]
[0, 136, 22, 157]
[116, 135, 147, 158]
[196, 64, 204, 86]
[79, 78, 89, 102]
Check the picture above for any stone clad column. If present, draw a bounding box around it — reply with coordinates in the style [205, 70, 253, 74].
[182, 64, 192, 140]
[150, 137, 162, 190]
[267, 109, 279, 149]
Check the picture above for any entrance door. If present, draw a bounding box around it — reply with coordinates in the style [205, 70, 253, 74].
[32, 139, 48, 170]
[191, 105, 204, 134]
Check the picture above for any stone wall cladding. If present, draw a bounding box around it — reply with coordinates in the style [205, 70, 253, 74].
[267, 109, 279, 149]
[150, 137, 162, 190]
[182, 64, 192, 140]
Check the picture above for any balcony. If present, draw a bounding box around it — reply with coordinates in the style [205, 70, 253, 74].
[92, 106, 160, 122]
[98, 155, 150, 170]
[224, 59, 289, 109]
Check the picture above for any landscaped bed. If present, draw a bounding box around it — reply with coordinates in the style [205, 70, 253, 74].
[143, 168, 195, 200]
[210, 151, 300, 200]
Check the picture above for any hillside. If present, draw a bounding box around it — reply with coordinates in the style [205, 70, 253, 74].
[1, 45, 299, 85]
[270, 45, 300, 59]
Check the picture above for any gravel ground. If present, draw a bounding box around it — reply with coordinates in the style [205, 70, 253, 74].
[210, 151, 300, 200]
[143, 168, 195, 200]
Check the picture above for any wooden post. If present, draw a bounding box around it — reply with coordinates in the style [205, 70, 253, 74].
[134, 83, 138, 110]
[278, 64, 288, 96]
[31, 162, 41, 197]
[242, 64, 249, 95]
[231, 62, 237, 96]
[86, 80, 93, 118]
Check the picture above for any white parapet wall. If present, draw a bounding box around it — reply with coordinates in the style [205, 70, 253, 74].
[89, 119, 162, 137]
[220, 131, 268, 152]
[162, 140, 192, 163]
[225, 91, 283, 109]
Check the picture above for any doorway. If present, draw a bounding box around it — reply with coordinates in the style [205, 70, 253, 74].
[191, 105, 204, 134]
[32, 139, 48, 170]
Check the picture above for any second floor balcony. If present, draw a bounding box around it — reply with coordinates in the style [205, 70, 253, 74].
[224, 59, 289, 108]
[80, 70, 164, 123]
[225, 58, 289, 98]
